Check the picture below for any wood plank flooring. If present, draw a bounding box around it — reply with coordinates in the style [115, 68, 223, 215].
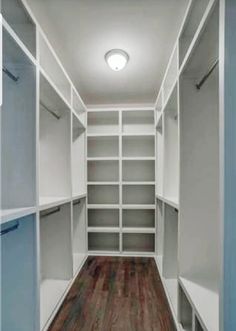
[48, 256, 176, 331]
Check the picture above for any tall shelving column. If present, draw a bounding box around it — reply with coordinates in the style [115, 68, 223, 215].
[87, 107, 156, 255]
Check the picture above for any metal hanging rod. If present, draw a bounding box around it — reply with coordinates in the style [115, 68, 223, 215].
[2, 66, 19, 82]
[73, 199, 81, 206]
[0, 221, 19, 236]
[41, 206, 61, 218]
[196, 59, 219, 90]
[40, 101, 61, 120]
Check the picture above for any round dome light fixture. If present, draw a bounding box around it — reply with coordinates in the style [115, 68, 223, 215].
[105, 49, 129, 71]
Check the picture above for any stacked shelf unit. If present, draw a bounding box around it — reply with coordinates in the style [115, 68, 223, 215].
[87, 108, 156, 254]
[0, 1, 87, 330]
[155, 0, 221, 330]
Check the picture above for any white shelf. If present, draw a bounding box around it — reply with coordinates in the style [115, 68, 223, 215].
[122, 181, 155, 185]
[87, 157, 120, 161]
[122, 227, 155, 234]
[88, 208, 119, 228]
[122, 132, 155, 136]
[39, 196, 71, 210]
[122, 110, 154, 134]
[156, 194, 179, 210]
[123, 209, 155, 229]
[122, 156, 155, 161]
[87, 110, 119, 135]
[0, 207, 36, 224]
[179, 277, 219, 331]
[87, 227, 120, 233]
[122, 232, 155, 253]
[87, 204, 120, 209]
[40, 279, 69, 329]
[87, 182, 119, 185]
[87, 133, 119, 137]
[123, 204, 155, 209]
[72, 192, 87, 200]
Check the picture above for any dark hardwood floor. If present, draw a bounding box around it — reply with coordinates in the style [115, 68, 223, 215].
[48, 256, 176, 331]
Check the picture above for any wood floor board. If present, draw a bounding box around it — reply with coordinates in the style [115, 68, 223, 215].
[48, 256, 176, 331]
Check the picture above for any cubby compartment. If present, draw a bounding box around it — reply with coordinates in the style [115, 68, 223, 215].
[39, 73, 71, 207]
[1, 214, 37, 331]
[122, 110, 154, 134]
[88, 160, 119, 182]
[1, 30, 36, 217]
[40, 203, 73, 329]
[163, 85, 179, 204]
[88, 111, 119, 134]
[39, 33, 71, 103]
[122, 209, 155, 228]
[122, 160, 154, 182]
[88, 232, 119, 252]
[88, 209, 119, 228]
[88, 185, 119, 205]
[163, 46, 178, 104]
[88, 136, 119, 158]
[179, 0, 211, 67]
[72, 114, 86, 196]
[122, 136, 155, 157]
[72, 198, 86, 275]
[156, 115, 164, 196]
[72, 89, 86, 126]
[179, 286, 193, 331]
[2, 0, 36, 56]
[122, 185, 155, 205]
[123, 233, 155, 253]
[179, 5, 220, 331]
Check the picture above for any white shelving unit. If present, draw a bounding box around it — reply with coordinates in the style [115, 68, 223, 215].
[0, 2, 87, 330]
[154, 1, 220, 330]
[1, 28, 36, 223]
[87, 108, 156, 254]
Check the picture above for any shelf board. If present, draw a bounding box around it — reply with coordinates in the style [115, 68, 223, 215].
[87, 133, 119, 137]
[87, 182, 119, 185]
[87, 204, 120, 209]
[155, 112, 163, 128]
[122, 182, 155, 185]
[0, 206, 37, 224]
[40, 279, 69, 329]
[179, 277, 219, 331]
[39, 196, 71, 211]
[122, 132, 155, 136]
[156, 194, 179, 210]
[87, 227, 120, 233]
[87, 157, 119, 161]
[122, 204, 156, 210]
[122, 251, 155, 256]
[122, 227, 155, 234]
[122, 157, 155, 161]
[73, 253, 86, 276]
[72, 192, 87, 200]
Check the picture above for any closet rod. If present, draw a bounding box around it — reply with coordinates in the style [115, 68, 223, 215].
[41, 206, 61, 218]
[40, 101, 61, 120]
[0, 221, 19, 236]
[73, 200, 81, 206]
[2, 66, 19, 82]
[196, 59, 219, 90]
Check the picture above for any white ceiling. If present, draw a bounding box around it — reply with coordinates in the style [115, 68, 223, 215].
[26, 0, 189, 106]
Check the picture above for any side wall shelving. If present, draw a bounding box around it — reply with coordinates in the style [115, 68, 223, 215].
[0, 1, 87, 331]
[154, 1, 220, 331]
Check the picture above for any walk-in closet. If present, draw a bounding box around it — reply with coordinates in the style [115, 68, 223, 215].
[1, 0, 236, 330]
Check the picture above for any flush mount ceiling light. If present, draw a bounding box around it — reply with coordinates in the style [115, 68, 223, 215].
[105, 49, 129, 71]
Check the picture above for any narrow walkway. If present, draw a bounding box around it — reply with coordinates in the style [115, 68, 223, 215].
[49, 256, 176, 331]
